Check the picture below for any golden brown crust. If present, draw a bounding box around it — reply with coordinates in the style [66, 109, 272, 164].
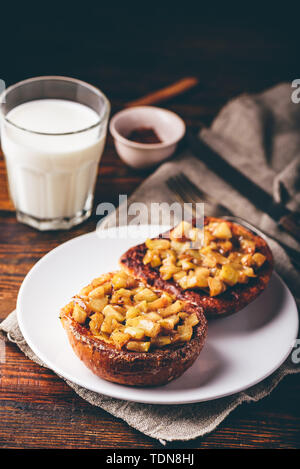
[119, 217, 274, 318]
[61, 301, 207, 387]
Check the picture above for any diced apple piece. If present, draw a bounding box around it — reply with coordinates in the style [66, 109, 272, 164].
[178, 312, 188, 320]
[143, 249, 153, 265]
[201, 253, 217, 268]
[170, 240, 191, 254]
[173, 271, 186, 282]
[240, 238, 256, 254]
[101, 317, 119, 334]
[159, 314, 180, 330]
[111, 304, 126, 314]
[151, 253, 162, 268]
[170, 221, 192, 240]
[147, 293, 172, 311]
[195, 267, 210, 277]
[185, 313, 199, 327]
[143, 249, 162, 267]
[124, 326, 145, 340]
[89, 312, 104, 335]
[72, 303, 87, 324]
[212, 222, 232, 239]
[136, 300, 148, 313]
[178, 272, 198, 289]
[102, 305, 125, 322]
[145, 238, 170, 250]
[111, 288, 133, 305]
[186, 248, 202, 259]
[201, 243, 218, 254]
[110, 329, 131, 349]
[146, 312, 162, 322]
[189, 227, 204, 247]
[203, 230, 214, 247]
[126, 306, 141, 319]
[134, 288, 158, 303]
[220, 264, 239, 286]
[161, 249, 177, 262]
[228, 251, 243, 262]
[217, 240, 233, 253]
[176, 269, 198, 289]
[126, 341, 150, 352]
[89, 296, 108, 313]
[88, 286, 105, 299]
[111, 271, 128, 289]
[179, 259, 196, 270]
[126, 316, 141, 328]
[211, 251, 229, 265]
[91, 273, 113, 288]
[252, 252, 266, 268]
[159, 300, 185, 317]
[241, 254, 253, 266]
[243, 266, 256, 277]
[237, 270, 249, 284]
[151, 336, 172, 347]
[138, 319, 161, 338]
[177, 275, 190, 289]
[176, 325, 193, 342]
[160, 264, 181, 280]
[208, 277, 225, 296]
[195, 267, 210, 288]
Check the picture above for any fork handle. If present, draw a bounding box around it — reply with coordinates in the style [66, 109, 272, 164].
[225, 216, 300, 269]
[279, 213, 300, 243]
[266, 234, 300, 270]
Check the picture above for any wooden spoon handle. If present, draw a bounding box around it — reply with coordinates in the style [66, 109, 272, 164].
[125, 77, 199, 107]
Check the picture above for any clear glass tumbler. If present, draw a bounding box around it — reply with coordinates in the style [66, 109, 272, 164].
[0, 76, 110, 230]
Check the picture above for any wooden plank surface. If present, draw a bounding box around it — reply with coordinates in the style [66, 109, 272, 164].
[0, 6, 299, 448]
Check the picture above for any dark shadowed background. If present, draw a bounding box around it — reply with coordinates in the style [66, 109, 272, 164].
[0, 3, 299, 449]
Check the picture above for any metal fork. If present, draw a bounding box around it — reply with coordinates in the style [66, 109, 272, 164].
[166, 172, 300, 269]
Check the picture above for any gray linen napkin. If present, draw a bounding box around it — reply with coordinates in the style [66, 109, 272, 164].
[1, 83, 299, 444]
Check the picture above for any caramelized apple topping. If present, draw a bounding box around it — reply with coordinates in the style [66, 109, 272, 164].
[143, 221, 267, 297]
[61, 270, 199, 352]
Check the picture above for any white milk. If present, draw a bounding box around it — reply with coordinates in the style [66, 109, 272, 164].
[1, 99, 106, 222]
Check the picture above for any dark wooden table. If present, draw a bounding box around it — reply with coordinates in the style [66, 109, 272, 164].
[0, 6, 299, 449]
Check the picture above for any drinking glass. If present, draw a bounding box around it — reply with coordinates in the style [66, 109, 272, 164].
[0, 76, 110, 230]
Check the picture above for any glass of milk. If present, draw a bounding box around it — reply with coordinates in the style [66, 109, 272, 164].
[0, 76, 110, 230]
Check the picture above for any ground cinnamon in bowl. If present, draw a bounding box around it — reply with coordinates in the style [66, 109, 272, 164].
[127, 127, 161, 144]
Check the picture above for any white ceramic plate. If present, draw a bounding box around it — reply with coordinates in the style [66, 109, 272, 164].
[17, 225, 298, 405]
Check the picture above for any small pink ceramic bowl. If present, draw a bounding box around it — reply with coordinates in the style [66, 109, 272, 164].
[109, 106, 186, 169]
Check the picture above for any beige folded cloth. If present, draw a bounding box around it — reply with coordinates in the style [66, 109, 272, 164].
[1, 83, 299, 444]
